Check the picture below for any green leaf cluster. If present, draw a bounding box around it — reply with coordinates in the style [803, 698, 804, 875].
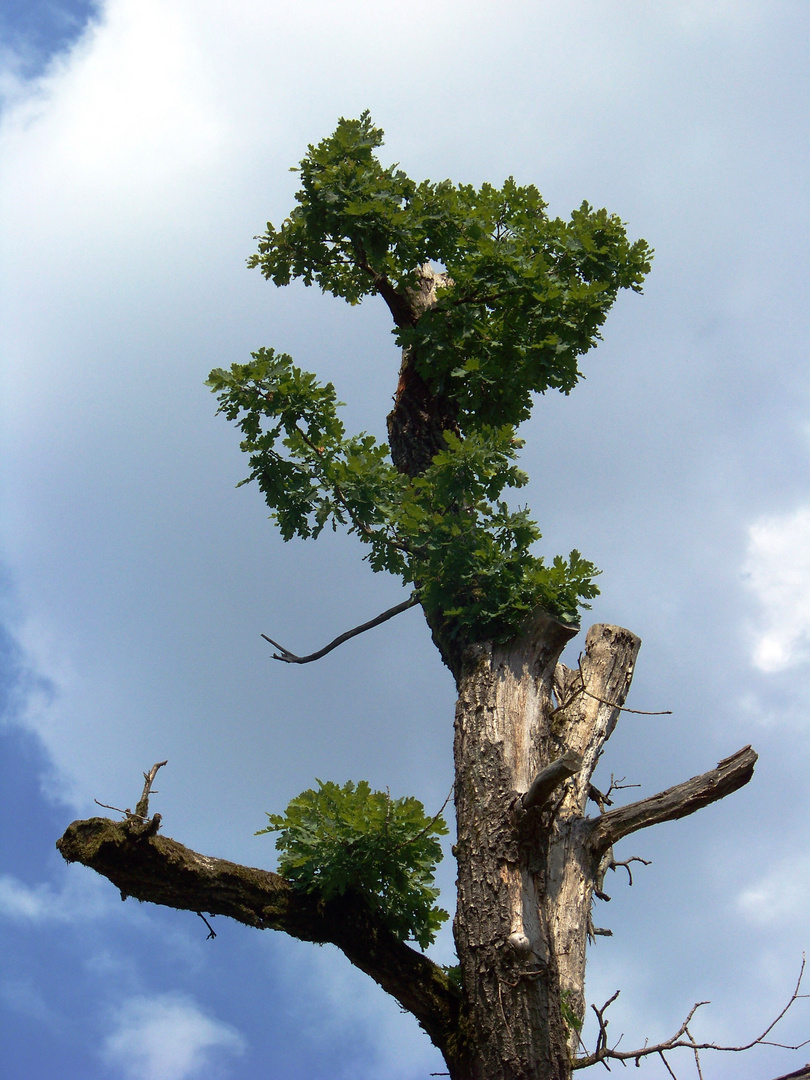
[211, 114, 651, 650]
[207, 349, 403, 549]
[248, 111, 652, 431]
[401, 189, 651, 430]
[258, 780, 449, 949]
[207, 353, 599, 642]
[248, 112, 461, 305]
[402, 427, 598, 639]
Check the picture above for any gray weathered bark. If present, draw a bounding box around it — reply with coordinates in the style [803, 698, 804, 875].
[450, 615, 756, 1079]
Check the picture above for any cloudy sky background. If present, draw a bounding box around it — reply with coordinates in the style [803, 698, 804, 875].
[1, 1, 809, 1077]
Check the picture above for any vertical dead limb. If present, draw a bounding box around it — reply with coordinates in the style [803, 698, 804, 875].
[134, 760, 168, 819]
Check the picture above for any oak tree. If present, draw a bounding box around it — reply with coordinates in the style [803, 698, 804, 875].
[59, 114, 792, 1080]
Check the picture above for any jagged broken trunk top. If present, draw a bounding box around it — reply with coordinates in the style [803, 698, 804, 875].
[452, 613, 640, 1080]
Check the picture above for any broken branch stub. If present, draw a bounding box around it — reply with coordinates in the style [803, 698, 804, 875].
[134, 760, 168, 819]
[522, 750, 584, 811]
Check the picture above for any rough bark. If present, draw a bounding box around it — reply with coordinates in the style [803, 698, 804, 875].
[452, 610, 578, 1079]
[451, 618, 648, 1077]
[449, 618, 758, 1078]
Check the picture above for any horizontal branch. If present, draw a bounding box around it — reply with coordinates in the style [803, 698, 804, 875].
[262, 594, 419, 664]
[589, 745, 758, 854]
[56, 814, 459, 1055]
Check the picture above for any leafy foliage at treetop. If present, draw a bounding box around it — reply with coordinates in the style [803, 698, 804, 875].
[208, 113, 651, 648]
[257, 780, 449, 949]
[248, 111, 652, 431]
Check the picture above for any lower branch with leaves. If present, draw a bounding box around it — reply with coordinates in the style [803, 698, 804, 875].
[57, 783, 462, 1065]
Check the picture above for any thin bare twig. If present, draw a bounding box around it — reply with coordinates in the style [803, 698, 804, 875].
[688, 1029, 705, 1080]
[94, 799, 131, 816]
[612, 855, 652, 887]
[197, 912, 217, 940]
[605, 774, 642, 799]
[552, 657, 672, 718]
[588, 775, 642, 812]
[393, 784, 454, 854]
[262, 594, 419, 664]
[658, 1050, 678, 1078]
[583, 693, 672, 716]
[574, 957, 809, 1071]
[594, 853, 651, 902]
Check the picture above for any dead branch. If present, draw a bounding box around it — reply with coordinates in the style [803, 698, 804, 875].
[770, 1066, 810, 1080]
[522, 751, 583, 810]
[135, 760, 168, 818]
[573, 957, 809, 1072]
[589, 745, 758, 854]
[262, 594, 418, 664]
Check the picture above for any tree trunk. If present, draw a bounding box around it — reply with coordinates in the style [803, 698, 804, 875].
[452, 614, 640, 1079]
[449, 614, 757, 1080]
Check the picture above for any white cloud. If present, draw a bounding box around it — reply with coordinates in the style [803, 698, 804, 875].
[743, 505, 810, 672]
[736, 855, 810, 927]
[102, 993, 245, 1080]
[0, 876, 54, 920]
[0, 869, 111, 923]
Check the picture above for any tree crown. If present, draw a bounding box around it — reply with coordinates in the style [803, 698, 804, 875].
[208, 113, 651, 656]
[248, 110, 652, 431]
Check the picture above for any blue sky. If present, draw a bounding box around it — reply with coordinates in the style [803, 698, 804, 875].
[1, 2, 809, 1078]
[0, 0, 98, 75]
